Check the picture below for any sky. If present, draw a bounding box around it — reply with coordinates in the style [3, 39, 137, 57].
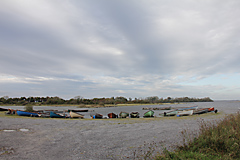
[0, 0, 240, 100]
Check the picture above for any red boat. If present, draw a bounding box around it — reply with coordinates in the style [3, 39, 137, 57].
[108, 112, 118, 118]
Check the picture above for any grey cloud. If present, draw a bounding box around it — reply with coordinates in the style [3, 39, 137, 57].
[0, 0, 240, 99]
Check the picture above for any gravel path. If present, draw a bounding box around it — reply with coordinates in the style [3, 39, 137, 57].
[0, 103, 239, 160]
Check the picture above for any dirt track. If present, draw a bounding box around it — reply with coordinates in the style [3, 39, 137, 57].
[0, 103, 239, 159]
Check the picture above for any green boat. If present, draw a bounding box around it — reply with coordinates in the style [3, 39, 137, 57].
[119, 112, 129, 118]
[143, 110, 154, 117]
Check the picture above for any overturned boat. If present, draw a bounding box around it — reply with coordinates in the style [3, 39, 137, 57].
[143, 110, 154, 117]
[17, 110, 39, 117]
[69, 111, 84, 118]
[130, 112, 139, 118]
[119, 112, 129, 118]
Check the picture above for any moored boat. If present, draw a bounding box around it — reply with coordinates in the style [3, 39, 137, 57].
[69, 111, 84, 118]
[130, 112, 139, 118]
[143, 110, 154, 117]
[50, 112, 66, 118]
[177, 110, 193, 116]
[16, 110, 39, 117]
[119, 112, 129, 118]
[108, 112, 118, 118]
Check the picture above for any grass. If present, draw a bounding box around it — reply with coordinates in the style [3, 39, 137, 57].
[153, 112, 240, 160]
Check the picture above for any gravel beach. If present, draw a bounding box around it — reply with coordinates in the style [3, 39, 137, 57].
[1, 101, 239, 160]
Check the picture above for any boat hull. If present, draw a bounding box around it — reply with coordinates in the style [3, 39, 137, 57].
[177, 110, 193, 116]
[130, 112, 139, 118]
[92, 114, 103, 119]
[17, 110, 39, 117]
[164, 110, 178, 116]
[0, 107, 8, 111]
[119, 112, 129, 118]
[143, 110, 154, 117]
[108, 113, 118, 118]
[68, 109, 88, 112]
[69, 111, 84, 118]
[50, 112, 65, 118]
[193, 108, 209, 115]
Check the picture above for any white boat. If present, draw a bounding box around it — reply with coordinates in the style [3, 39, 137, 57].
[177, 110, 193, 116]
[69, 111, 84, 118]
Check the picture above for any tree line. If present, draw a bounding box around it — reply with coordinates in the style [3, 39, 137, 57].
[0, 96, 213, 106]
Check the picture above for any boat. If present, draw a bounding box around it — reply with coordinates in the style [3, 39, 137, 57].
[142, 107, 171, 110]
[16, 110, 39, 117]
[163, 110, 178, 116]
[69, 111, 84, 118]
[176, 105, 198, 111]
[67, 109, 88, 112]
[0, 107, 8, 111]
[119, 112, 129, 118]
[193, 108, 209, 115]
[153, 107, 171, 110]
[5, 109, 16, 115]
[143, 110, 154, 117]
[208, 107, 214, 112]
[130, 112, 139, 118]
[108, 112, 118, 118]
[92, 113, 103, 119]
[177, 110, 193, 116]
[50, 112, 66, 118]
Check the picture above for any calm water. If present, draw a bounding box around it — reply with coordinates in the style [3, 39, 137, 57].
[2, 100, 240, 118]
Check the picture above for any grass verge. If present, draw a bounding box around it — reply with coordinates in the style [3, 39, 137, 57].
[154, 112, 240, 159]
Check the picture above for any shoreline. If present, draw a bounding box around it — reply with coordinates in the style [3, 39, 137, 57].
[1, 101, 238, 159]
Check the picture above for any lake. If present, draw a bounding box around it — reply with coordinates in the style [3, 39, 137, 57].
[1, 100, 239, 118]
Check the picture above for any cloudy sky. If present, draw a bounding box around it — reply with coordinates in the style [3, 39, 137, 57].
[0, 0, 240, 100]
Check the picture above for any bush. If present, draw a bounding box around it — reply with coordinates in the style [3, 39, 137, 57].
[24, 104, 34, 112]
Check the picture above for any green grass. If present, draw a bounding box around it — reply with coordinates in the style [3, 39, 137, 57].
[154, 112, 240, 160]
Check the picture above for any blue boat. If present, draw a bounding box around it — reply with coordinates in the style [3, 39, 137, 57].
[50, 112, 66, 118]
[17, 110, 39, 117]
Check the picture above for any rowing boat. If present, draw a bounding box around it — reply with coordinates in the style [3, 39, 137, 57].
[177, 110, 193, 116]
[50, 112, 66, 118]
[92, 113, 103, 119]
[67, 109, 88, 112]
[69, 111, 84, 118]
[143, 110, 154, 117]
[108, 112, 118, 118]
[193, 108, 209, 115]
[16, 110, 39, 117]
[119, 112, 129, 118]
[0, 107, 8, 111]
[130, 112, 139, 118]
[163, 110, 178, 116]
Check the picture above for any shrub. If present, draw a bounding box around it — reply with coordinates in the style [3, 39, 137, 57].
[24, 104, 34, 112]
